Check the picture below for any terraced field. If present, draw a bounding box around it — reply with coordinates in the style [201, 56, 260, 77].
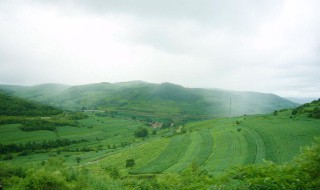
[1, 110, 320, 176]
[96, 110, 320, 175]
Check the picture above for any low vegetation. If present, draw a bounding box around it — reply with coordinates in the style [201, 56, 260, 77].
[0, 139, 319, 189]
[0, 91, 319, 189]
[292, 98, 320, 119]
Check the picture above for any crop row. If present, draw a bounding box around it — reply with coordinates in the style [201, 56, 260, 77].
[165, 129, 214, 172]
[253, 127, 279, 163]
[131, 134, 191, 174]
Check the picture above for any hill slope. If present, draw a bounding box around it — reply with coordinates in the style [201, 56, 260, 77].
[0, 92, 62, 116]
[0, 81, 298, 121]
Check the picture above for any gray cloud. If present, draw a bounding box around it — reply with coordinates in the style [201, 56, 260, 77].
[0, 0, 319, 98]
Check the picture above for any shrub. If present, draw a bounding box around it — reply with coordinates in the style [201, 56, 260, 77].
[126, 159, 135, 168]
[134, 127, 148, 138]
[24, 170, 68, 190]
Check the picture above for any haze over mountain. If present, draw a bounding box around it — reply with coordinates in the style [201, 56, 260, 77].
[0, 1, 319, 99]
[0, 81, 298, 122]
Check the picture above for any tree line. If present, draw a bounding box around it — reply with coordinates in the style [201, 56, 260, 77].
[0, 138, 87, 155]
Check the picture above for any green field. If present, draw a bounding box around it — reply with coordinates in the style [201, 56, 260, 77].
[1, 99, 320, 189]
[2, 109, 319, 173]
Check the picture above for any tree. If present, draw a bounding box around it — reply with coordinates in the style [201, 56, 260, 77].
[134, 127, 148, 138]
[126, 159, 135, 168]
[108, 167, 120, 179]
[24, 170, 67, 190]
[152, 130, 157, 135]
[292, 109, 298, 115]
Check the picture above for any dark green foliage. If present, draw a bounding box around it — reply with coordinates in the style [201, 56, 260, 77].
[291, 99, 320, 119]
[24, 170, 69, 190]
[66, 112, 88, 120]
[126, 159, 135, 168]
[312, 106, 320, 118]
[152, 129, 157, 135]
[19, 120, 57, 131]
[134, 127, 148, 138]
[18, 119, 78, 132]
[292, 109, 298, 115]
[273, 110, 278, 116]
[3, 153, 13, 160]
[0, 93, 62, 116]
[0, 162, 26, 185]
[107, 167, 120, 179]
[0, 138, 87, 155]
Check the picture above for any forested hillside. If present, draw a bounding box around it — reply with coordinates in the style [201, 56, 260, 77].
[0, 92, 62, 116]
[0, 82, 298, 122]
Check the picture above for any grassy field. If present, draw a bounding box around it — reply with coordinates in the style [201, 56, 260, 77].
[1, 108, 320, 178]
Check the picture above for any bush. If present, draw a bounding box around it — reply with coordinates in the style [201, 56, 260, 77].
[126, 159, 135, 168]
[273, 110, 278, 116]
[134, 127, 148, 138]
[24, 170, 69, 190]
[3, 153, 13, 160]
[292, 109, 298, 115]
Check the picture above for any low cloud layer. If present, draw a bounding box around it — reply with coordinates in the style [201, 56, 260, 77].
[0, 0, 319, 98]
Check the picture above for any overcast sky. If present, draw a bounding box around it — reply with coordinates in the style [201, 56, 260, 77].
[0, 0, 319, 98]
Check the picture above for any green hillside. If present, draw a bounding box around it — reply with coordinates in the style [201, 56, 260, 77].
[292, 98, 320, 118]
[0, 81, 298, 122]
[0, 92, 62, 116]
[0, 100, 319, 189]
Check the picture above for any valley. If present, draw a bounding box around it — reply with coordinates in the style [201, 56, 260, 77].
[0, 84, 319, 189]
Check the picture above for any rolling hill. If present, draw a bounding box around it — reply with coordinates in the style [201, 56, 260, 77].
[0, 99, 319, 189]
[0, 91, 62, 116]
[0, 81, 298, 122]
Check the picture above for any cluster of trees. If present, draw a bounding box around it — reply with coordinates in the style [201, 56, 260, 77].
[0, 138, 87, 155]
[311, 106, 320, 118]
[0, 112, 88, 132]
[0, 93, 62, 116]
[292, 99, 320, 119]
[66, 112, 88, 120]
[0, 116, 27, 125]
[1, 139, 320, 189]
[134, 127, 148, 138]
[18, 119, 79, 132]
[95, 110, 118, 118]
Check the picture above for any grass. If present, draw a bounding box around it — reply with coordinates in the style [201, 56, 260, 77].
[0, 124, 58, 144]
[164, 129, 214, 172]
[1, 109, 320, 178]
[131, 134, 191, 174]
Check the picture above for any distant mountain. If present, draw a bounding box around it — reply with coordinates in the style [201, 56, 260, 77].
[285, 97, 318, 104]
[0, 91, 62, 116]
[0, 81, 298, 122]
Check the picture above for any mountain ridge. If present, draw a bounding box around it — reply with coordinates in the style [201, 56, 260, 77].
[0, 81, 298, 122]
